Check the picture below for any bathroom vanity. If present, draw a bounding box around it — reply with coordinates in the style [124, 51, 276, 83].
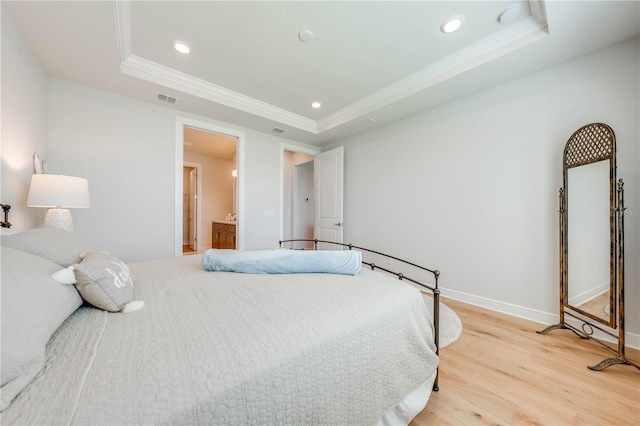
[212, 220, 236, 249]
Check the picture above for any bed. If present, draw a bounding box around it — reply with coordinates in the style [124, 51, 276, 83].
[1, 228, 440, 425]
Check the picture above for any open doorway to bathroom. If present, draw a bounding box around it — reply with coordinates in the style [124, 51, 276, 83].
[182, 126, 237, 254]
[175, 117, 245, 257]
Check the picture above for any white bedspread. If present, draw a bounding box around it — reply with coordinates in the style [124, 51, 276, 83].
[2, 255, 438, 425]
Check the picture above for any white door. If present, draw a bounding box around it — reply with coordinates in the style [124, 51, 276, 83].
[314, 146, 344, 250]
[189, 168, 198, 251]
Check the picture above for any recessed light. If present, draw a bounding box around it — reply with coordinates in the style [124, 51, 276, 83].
[173, 41, 191, 54]
[441, 15, 465, 33]
[311, 101, 322, 109]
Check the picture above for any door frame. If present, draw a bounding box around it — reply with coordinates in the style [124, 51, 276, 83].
[184, 162, 202, 252]
[279, 142, 320, 242]
[175, 117, 246, 256]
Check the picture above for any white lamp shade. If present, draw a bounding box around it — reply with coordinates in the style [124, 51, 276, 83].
[27, 174, 90, 208]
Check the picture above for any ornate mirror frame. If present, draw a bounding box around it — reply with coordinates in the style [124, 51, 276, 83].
[562, 123, 617, 328]
[539, 123, 638, 371]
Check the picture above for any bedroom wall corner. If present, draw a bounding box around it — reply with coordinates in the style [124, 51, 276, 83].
[334, 37, 640, 338]
[0, 6, 49, 233]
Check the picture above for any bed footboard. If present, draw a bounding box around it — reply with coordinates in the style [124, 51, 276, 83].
[279, 239, 441, 391]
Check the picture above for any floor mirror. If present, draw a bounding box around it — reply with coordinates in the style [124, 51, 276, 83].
[538, 122, 639, 371]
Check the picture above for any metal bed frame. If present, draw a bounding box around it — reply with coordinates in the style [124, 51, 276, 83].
[279, 238, 441, 391]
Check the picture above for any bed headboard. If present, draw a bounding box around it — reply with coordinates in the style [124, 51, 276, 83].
[0, 204, 11, 228]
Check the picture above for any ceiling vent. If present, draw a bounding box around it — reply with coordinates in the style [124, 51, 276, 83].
[346, 117, 377, 130]
[271, 127, 286, 134]
[156, 93, 178, 104]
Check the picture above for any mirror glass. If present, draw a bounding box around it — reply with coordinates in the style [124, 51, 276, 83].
[566, 160, 612, 323]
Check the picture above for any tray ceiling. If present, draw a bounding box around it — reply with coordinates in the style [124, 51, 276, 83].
[5, 1, 639, 145]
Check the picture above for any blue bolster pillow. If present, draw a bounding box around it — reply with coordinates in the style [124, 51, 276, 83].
[202, 249, 361, 275]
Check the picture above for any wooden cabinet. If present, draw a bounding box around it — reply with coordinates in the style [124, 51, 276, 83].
[212, 221, 236, 249]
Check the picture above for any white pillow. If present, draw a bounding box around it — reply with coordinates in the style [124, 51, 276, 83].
[0, 247, 83, 411]
[1, 227, 91, 267]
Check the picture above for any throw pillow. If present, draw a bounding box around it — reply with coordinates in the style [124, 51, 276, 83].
[73, 252, 144, 313]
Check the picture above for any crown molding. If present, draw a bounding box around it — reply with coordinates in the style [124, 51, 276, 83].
[114, 0, 317, 134]
[317, 12, 549, 133]
[119, 55, 318, 133]
[113, 0, 132, 62]
[115, 0, 548, 136]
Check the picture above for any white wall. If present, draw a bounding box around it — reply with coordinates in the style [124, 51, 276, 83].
[331, 38, 639, 338]
[47, 78, 309, 262]
[0, 6, 48, 232]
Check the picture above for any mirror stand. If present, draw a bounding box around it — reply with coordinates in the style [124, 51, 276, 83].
[587, 180, 638, 371]
[538, 123, 639, 372]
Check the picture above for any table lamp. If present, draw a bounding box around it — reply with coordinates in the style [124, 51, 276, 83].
[27, 174, 90, 232]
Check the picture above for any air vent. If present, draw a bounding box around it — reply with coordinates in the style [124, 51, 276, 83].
[156, 93, 178, 104]
[346, 117, 377, 130]
[271, 127, 286, 134]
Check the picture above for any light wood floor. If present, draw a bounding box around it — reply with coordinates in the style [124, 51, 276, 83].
[182, 244, 196, 255]
[411, 298, 640, 426]
[577, 292, 610, 322]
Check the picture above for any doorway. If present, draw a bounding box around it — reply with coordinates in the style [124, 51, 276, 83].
[175, 117, 246, 257]
[281, 143, 320, 248]
[182, 165, 198, 254]
[280, 144, 344, 250]
[283, 150, 315, 249]
[182, 128, 236, 253]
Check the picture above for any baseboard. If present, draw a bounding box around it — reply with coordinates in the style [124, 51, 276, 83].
[440, 287, 640, 350]
[568, 281, 608, 306]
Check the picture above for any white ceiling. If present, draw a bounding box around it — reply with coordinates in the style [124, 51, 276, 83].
[5, 1, 639, 146]
[183, 126, 236, 159]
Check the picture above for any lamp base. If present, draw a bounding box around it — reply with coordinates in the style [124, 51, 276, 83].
[45, 208, 73, 232]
